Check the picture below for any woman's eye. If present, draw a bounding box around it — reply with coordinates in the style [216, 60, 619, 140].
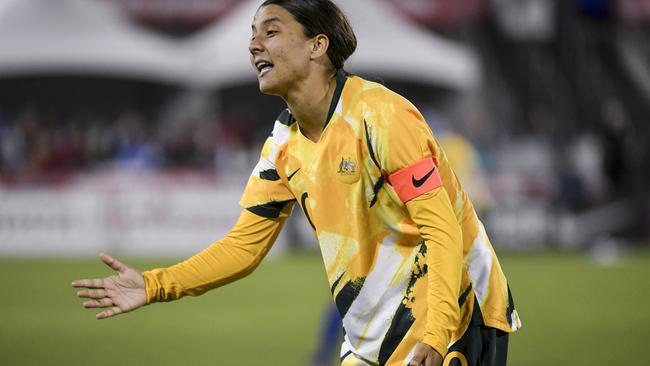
[267, 30, 277, 37]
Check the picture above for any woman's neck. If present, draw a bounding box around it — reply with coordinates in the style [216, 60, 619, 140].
[284, 71, 337, 142]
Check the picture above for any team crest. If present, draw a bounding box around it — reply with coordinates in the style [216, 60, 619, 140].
[337, 157, 357, 175]
[336, 156, 360, 184]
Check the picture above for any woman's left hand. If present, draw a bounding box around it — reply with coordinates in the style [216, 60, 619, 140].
[408, 342, 443, 366]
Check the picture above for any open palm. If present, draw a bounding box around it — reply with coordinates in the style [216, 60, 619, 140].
[72, 253, 147, 319]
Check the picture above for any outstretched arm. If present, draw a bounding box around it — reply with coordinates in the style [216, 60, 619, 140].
[72, 207, 290, 317]
[142, 207, 289, 303]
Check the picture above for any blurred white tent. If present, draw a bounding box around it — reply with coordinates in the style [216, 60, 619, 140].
[0, 0, 189, 83]
[186, 0, 481, 91]
[342, 0, 481, 90]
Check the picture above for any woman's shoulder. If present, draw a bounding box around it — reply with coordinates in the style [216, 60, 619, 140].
[349, 75, 414, 111]
[347, 76, 420, 129]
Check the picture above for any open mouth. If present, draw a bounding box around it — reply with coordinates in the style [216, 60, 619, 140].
[255, 60, 274, 77]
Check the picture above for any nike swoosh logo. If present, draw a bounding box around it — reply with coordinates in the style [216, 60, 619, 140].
[411, 167, 435, 188]
[288, 168, 300, 181]
[301, 192, 315, 230]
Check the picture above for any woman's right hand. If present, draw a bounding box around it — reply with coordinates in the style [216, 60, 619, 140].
[72, 253, 147, 319]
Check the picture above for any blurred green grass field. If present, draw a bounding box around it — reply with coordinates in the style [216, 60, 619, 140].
[1, 250, 649, 366]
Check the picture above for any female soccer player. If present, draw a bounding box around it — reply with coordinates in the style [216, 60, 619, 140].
[72, 1, 521, 365]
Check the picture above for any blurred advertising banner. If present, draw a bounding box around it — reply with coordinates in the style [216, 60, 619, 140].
[386, 0, 488, 26]
[109, 0, 240, 24]
[0, 171, 290, 257]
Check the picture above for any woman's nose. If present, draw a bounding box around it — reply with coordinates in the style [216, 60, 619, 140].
[249, 38, 263, 56]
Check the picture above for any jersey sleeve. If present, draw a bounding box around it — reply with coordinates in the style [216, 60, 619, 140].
[405, 191, 463, 357]
[366, 93, 438, 178]
[142, 207, 291, 303]
[366, 91, 462, 357]
[240, 112, 296, 218]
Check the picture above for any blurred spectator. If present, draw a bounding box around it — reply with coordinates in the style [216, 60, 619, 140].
[491, 0, 556, 41]
[598, 97, 632, 199]
[424, 107, 495, 214]
[0, 108, 26, 174]
[563, 131, 606, 210]
[114, 110, 162, 170]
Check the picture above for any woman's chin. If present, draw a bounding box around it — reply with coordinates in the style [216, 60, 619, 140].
[258, 80, 282, 96]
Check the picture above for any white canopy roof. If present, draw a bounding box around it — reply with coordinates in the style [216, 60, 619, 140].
[0, 0, 481, 90]
[0, 0, 189, 83]
[186, 0, 481, 91]
[341, 0, 481, 90]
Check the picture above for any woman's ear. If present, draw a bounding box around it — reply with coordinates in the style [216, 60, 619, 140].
[310, 34, 330, 60]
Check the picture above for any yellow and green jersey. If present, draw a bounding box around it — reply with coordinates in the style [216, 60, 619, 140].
[143, 72, 521, 365]
[240, 71, 520, 362]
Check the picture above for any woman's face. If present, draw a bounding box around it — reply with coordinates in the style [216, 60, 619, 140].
[249, 5, 314, 96]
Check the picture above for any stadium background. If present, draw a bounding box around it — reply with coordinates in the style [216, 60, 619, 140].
[0, 0, 649, 365]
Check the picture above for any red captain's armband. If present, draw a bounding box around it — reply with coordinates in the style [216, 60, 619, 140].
[388, 157, 443, 202]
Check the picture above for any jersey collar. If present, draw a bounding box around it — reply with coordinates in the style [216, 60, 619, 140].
[322, 70, 348, 131]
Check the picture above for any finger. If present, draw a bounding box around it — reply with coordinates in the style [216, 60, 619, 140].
[426, 348, 443, 366]
[424, 353, 435, 366]
[83, 298, 113, 308]
[71, 278, 104, 289]
[100, 253, 127, 273]
[77, 289, 108, 299]
[409, 354, 424, 366]
[96, 306, 123, 319]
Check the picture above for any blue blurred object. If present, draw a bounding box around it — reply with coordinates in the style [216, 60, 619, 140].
[578, 0, 611, 18]
[312, 304, 343, 366]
